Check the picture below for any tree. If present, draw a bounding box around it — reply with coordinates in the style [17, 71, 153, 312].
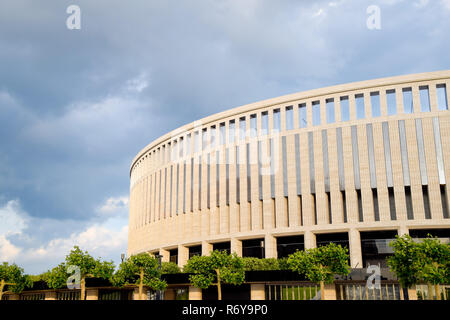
[46, 246, 115, 300]
[111, 253, 167, 300]
[417, 235, 450, 300]
[161, 261, 181, 274]
[387, 234, 426, 300]
[287, 243, 350, 300]
[183, 250, 245, 300]
[0, 262, 33, 300]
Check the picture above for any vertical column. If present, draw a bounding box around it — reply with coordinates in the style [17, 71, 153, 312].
[178, 245, 189, 268]
[304, 231, 316, 249]
[189, 286, 202, 300]
[342, 126, 358, 223]
[250, 284, 266, 300]
[422, 118, 443, 219]
[264, 234, 277, 258]
[287, 134, 300, 227]
[202, 241, 213, 256]
[373, 122, 390, 221]
[231, 238, 242, 257]
[389, 121, 407, 221]
[86, 289, 99, 300]
[357, 124, 374, 222]
[160, 248, 170, 263]
[300, 132, 313, 226]
[405, 119, 425, 220]
[313, 130, 327, 225]
[349, 229, 363, 268]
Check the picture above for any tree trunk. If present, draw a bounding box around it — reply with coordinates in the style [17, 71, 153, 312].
[80, 276, 86, 301]
[216, 269, 222, 301]
[320, 281, 325, 300]
[402, 286, 409, 300]
[435, 284, 441, 300]
[427, 283, 433, 300]
[139, 267, 144, 300]
[0, 279, 4, 301]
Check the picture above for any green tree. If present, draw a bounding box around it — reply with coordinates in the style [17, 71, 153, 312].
[287, 243, 350, 300]
[111, 253, 167, 300]
[418, 235, 450, 300]
[161, 261, 181, 274]
[183, 250, 245, 300]
[0, 262, 33, 300]
[46, 246, 115, 300]
[387, 234, 426, 300]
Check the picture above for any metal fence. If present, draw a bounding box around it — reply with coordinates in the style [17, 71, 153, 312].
[265, 283, 319, 300]
[20, 293, 45, 300]
[57, 290, 81, 300]
[337, 282, 401, 300]
[416, 284, 450, 300]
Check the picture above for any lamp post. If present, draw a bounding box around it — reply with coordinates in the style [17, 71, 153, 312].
[121, 253, 125, 263]
[155, 254, 163, 300]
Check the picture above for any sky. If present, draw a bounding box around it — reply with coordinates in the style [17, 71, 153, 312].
[0, 0, 449, 274]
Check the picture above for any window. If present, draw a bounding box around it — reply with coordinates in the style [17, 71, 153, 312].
[239, 117, 246, 141]
[340, 96, 350, 121]
[220, 123, 226, 145]
[229, 120, 235, 144]
[402, 87, 414, 114]
[419, 85, 431, 112]
[386, 89, 397, 115]
[312, 101, 321, 126]
[370, 92, 381, 117]
[326, 98, 335, 124]
[210, 126, 216, 148]
[355, 94, 365, 119]
[273, 109, 280, 133]
[250, 114, 257, 137]
[298, 103, 307, 128]
[186, 134, 191, 155]
[202, 128, 207, 151]
[194, 131, 199, 153]
[261, 111, 268, 135]
[179, 137, 184, 158]
[285, 106, 293, 130]
[437, 84, 448, 110]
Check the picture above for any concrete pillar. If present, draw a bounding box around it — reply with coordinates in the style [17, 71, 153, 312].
[323, 284, 337, 300]
[202, 241, 213, 256]
[160, 248, 170, 263]
[250, 284, 265, 300]
[45, 291, 57, 300]
[304, 231, 316, 249]
[178, 244, 189, 268]
[188, 286, 202, 300]
[349, 228, 363, 268]
[408, 285, 418, 300]
[264, 234, 277, 258]
[231, 238, 242, 256]
[86, 289, 99, 300]
[133, 287, 148, 300]
[398, 225, 409, 236]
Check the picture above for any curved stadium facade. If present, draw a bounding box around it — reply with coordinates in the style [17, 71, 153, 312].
[128, 71, 450, 269]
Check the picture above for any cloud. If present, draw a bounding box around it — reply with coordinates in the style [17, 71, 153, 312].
[0, 197, 128, 274]
[441, 0, 450, 10]
[97, 196, 129, 216]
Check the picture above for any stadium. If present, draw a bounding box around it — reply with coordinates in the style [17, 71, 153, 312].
[128, 70, 450, 274]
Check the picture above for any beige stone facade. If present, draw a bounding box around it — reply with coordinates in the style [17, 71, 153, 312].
[128, 70, 450, 268]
